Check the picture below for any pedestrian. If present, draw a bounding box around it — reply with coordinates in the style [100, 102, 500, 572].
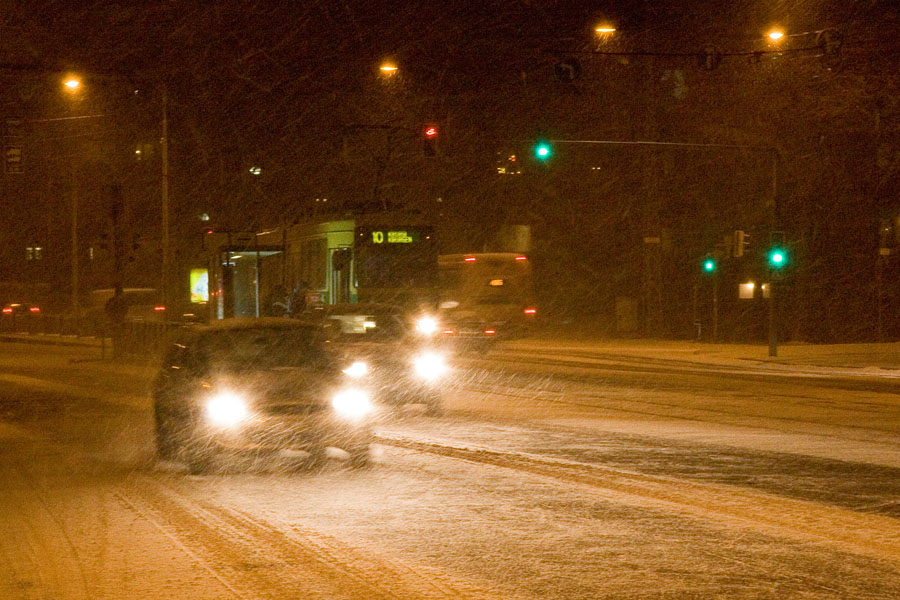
[289, 281, 309, 317]
[264, 285, 290, 317]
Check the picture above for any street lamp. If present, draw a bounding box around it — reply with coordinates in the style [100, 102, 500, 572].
[59, 75, 172, 315]
[379, 61, 398, 76]
[594, 25, 616, 35]
[62, 77, 81, 315]
[767, 29, 785, 42]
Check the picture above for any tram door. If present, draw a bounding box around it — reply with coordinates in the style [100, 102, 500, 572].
[331, 247, 352, 304]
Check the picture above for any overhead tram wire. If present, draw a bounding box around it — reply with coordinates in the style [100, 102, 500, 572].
[555, 42, 842, 61]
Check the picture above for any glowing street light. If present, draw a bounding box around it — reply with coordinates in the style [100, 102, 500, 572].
[594, 24, 616, 35]
[379, 62, 398, 75]
[63, 76, 82, 95]
[767, 29, 785, 42]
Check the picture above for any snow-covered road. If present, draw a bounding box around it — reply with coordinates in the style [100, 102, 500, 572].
[1, 340, 899, 599]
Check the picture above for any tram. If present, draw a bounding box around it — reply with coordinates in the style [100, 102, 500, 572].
[436, 252, 537, 342]
[201, 213, 437, 319]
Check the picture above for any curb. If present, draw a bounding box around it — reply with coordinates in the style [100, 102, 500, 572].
[0, 334, 107, 349]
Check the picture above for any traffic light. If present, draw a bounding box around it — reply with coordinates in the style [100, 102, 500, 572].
[422, 124, 438, 156]
[768, 246, 788, 269]
[534, 140, 552, 161]
[702, 257, 717, 273]
[733, 230, 750, 257]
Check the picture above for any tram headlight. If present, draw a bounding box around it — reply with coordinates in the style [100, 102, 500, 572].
[342, 361, 369, 378]
[205, 391, 250, 428]
[413, 351, 448, 381]
[332, 388, 374, 419]
[415, 316, 439, 336]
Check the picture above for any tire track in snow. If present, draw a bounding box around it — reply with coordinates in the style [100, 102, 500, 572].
[0, 461, 92, 600]
[457, 379, 900, 451]
[379, 434, 900, 566]
[115, 474, 505, 600]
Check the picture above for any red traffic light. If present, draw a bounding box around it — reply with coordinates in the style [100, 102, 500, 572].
[424, 126, 437, 137]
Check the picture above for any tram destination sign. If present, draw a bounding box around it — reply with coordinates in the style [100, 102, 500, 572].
[366, 229, 424, 244]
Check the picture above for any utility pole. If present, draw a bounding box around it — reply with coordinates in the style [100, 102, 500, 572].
[71, 161, 79, 315]
[640, 0, 664, 337]
[161, 85, 170, 312]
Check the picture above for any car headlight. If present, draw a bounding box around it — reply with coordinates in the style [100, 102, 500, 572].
[413, 351, 448, 381]
[332, 389, 373, 419]
[342, 361, 369, 378]
[415, 316, 439, 336]
[205, 391, 249, 428]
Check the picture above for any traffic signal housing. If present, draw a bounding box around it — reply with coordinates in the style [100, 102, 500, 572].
[733, 230, 750, 257]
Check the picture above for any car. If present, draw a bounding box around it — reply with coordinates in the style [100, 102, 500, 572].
[0, 302, 41, 331]
[303, 303, 450, 415]
[1, 301, 41, 316]
[152, 318, 374, 473]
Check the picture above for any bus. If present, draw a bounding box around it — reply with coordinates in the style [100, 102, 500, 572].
[203, 213, 437, 319]
[437, 252, 537, 342]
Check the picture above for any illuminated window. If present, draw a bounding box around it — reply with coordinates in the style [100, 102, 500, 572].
[26, 246, 43, 260]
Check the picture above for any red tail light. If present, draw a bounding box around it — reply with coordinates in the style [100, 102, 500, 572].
[484, 329, 496, 335]
[29, 307, 40, 313]
[154, 306, 166, 312]
[2, 308, 12, 314]
[524, 308, 537, 315]
[464, 257, 476, 262]
[442, 329, 456, 336]
[515, 255, 527, 261]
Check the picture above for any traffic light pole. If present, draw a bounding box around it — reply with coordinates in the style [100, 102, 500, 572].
[768, 278, 777, 357]
[712, 269, 719, 343]
[768, 153, 780, 358]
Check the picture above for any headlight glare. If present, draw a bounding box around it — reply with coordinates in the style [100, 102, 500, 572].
[205, 391, 249, 427]
[342, 361, 369, 378]
[413, 352, 448, 381]
[415, 316, 439, 336]
[332, 389, 373, 419]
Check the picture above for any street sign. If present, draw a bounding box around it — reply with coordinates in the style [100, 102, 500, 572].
[5, 144, 22, 174]
[5, 118, 23, 138]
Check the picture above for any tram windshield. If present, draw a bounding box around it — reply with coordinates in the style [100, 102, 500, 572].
[355, 226, 437, 288]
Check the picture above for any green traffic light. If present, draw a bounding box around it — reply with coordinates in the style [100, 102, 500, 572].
[768, 247, 787, 268]
[703, 259, 716, 272]
[534, 141, 552, 161]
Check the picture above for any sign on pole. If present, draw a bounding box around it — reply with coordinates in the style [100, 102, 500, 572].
[4, 118, 23, 174]
[4, 144, 22, 174]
